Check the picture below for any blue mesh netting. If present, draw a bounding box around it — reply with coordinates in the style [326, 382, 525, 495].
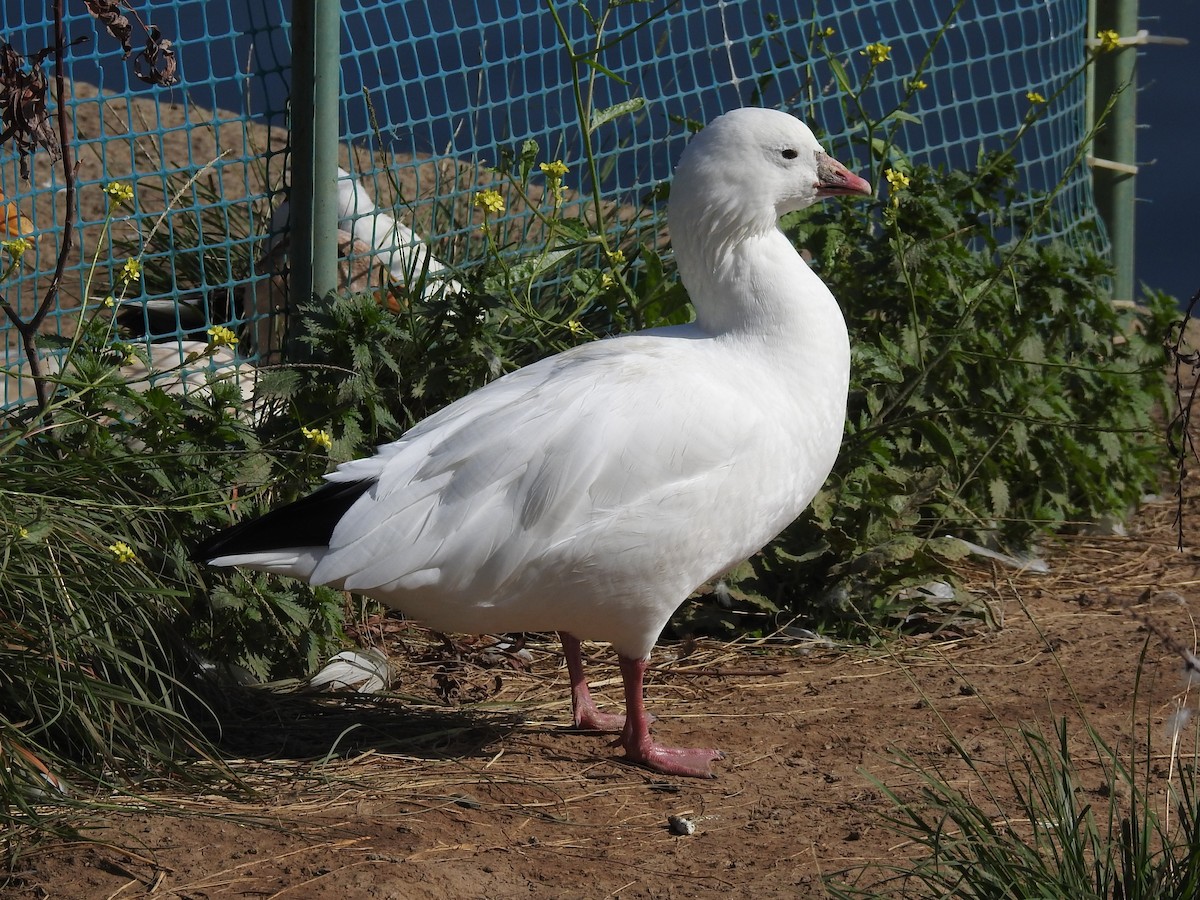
[1, 0, 1100, 407]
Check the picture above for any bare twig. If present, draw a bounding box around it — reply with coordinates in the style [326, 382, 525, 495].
[1165, 287, 1200, 550]
[28, 0, 81, 410]
[1, 0, 81, 411]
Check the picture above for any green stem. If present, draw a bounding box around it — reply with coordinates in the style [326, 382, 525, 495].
[886, 210, 924, 366]
[875, 0, 969, 170]
[545, 0, 608, 243]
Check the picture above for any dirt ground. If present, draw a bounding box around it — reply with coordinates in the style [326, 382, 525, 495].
[4, 487, 1199, 899]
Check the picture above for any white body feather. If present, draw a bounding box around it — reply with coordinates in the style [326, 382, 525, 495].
[209, 109, 855, 663]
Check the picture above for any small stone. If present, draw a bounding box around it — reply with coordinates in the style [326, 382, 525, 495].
[667, 814, 697, 836]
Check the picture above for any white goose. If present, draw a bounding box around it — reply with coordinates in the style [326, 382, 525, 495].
[195, 108, 871, 777]
[260, 166, 463, 298]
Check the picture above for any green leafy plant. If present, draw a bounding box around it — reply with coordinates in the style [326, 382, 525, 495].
[741, 153, 1176, 631]
[0, 301, 361, 846]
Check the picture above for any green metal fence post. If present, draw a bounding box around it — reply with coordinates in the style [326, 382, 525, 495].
[288, 0, 342, 356]
[1091, 0, 1139, 302]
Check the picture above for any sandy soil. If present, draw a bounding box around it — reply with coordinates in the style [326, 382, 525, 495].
[3, 489, 1198, 899]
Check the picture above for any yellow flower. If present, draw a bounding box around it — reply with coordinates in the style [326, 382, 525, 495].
[2, 237, 30, 259]
[474, 189, 505, 215]
[302, 426, 333, 451]
[862, 42, 891, 65]
[607, 248, 626, 266]
[17, 527, 28, 539]
[108, 541, 137, 564]
[112, 342, 138, 365]
[1026, 91, 1046, 105]
[1096, 29, 1121, 53]
[120, 258, 142, 283]
[567, 319, 586, 336]
[884, 169, 911, 191]
[909, 78, 928, 91]
[206, 325, 238, 349]
[600, 273, 615, 290]
[539, 161, 568, 206]
[102, 295, 116, 308]
[104, 181, 134, 206]
[820, 26, 836, 38]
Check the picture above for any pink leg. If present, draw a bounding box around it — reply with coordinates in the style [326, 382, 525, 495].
[560, 632, 626, 732]
[616, 654, 723, 778]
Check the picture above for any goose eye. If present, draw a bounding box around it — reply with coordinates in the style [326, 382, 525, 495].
[781, 148, 798, 160]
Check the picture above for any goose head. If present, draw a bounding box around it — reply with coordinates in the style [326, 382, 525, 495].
[668, 108, 871, 292]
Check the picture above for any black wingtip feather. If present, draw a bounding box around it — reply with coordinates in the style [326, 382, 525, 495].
[192, 479, 375, 563]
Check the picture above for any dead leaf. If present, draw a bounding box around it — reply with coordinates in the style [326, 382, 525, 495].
[0, 40, 60, 179]
[81, 0, 133, 56]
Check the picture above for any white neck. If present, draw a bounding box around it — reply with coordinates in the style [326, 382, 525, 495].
[673, 218, 850, 380]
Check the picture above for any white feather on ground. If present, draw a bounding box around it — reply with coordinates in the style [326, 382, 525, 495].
[306, 649, 392, 694]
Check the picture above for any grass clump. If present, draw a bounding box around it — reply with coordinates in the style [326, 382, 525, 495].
[743, 154, 1177, 634]
[829, 694, 1200, 898]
